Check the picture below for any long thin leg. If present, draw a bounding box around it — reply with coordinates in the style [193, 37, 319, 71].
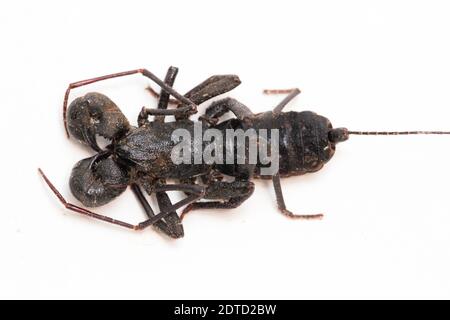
[155, 191, 183, 236]
[155, 66, 179, 123]
[137, 66, 184, 126]
[263, 88, 300, 94]
[146, 67, 184, 234]
[180, 180, 255, 219]
[272, 173, 323, 220]
[137, 69, 188, 235]
[137, 183, 205, 229]
[63, 68, 197, 137]
[146, 86, 179, 104]
[131, 184, 183, 238]
[147, 74, 242, 119]
[39, 168, 138, 230]
[263, 88, 301, 115]
[152, 68, 185, 233]
[201, 97, 254, 123]
[40, 168, 205, 231]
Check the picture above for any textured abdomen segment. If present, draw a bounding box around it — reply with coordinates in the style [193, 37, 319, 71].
[252, 111, 335, 178]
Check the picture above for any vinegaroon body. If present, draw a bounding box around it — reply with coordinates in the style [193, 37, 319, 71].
[39, 66, 450, 238]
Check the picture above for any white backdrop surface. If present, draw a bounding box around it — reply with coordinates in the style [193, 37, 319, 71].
[1, 1, 450, 299]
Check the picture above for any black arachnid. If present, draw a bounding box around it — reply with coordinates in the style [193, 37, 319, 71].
[39, 66, 450, 238]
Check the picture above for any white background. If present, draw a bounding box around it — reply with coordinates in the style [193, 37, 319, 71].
[1, 0, 450, 299]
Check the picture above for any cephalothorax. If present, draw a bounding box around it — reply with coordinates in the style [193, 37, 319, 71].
[39, 67, 450, 238]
